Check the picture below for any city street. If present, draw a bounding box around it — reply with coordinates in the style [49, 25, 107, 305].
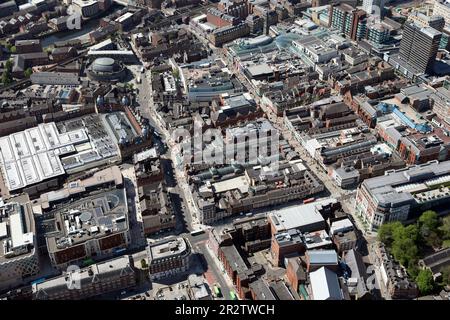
[121, 164, 147, 250]
[129, 28, 384, 300]
[125, 230, 233, 300]
[134, 64, 205, 231]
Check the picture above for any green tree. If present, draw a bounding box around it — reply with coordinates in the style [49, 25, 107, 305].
[5, 59, 12, 72]
[419, 211, 440, 232]
[418, 211, 441, 247]
[391, 236, 418, 267]
[417, 210, 442, 247]
[416, 269, 435, 295]
[1, 70, 12, 85]
[404, 224, 420, 243]
[440, 216, 450, 241]
[10, 46, 16, 53]
[24, 68, 33, 78]
[443, 240, 450, 248]
[441, 265, 450, 286]
[407, 262, 420, 279]
[140, 259, 148, 269]
[378, 221, 403, 247]
[391, 224, 419, 267]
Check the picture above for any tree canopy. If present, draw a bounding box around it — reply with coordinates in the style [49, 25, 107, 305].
[416, 269, 435, 295]
[24, 68, 33, 78]
[441, 265, 450, 286]
[1, 70, 12, 85]
[440, 216, 450, 248]
[377, 221, 403, 247]
[418, 211, 442, 247]
[5, 59, 12, 72]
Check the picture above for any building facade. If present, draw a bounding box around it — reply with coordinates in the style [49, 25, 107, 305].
[399, 22, 442, 75]
[33, 255, 136, 300]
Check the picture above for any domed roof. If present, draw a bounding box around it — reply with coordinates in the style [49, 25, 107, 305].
[92, 57, 119, 73]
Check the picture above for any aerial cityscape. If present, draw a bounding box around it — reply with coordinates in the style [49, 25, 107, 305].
[1, 0, 450, 303]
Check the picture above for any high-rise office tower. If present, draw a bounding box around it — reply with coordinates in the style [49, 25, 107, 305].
[399, 22, 442, 74]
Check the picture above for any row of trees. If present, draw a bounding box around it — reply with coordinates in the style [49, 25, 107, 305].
[1, 60, 33, 85]
[5, 44, 16, 53]
[378, 211, 450, 295]
[1, 59, 13, 85]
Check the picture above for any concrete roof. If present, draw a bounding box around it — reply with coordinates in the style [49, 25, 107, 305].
[330, 218, 354, 235]
[246, 63, 273, 77]
[268, 198, 334, 233]
[148, 237, 190, 261]
[307, 250, 338, 265]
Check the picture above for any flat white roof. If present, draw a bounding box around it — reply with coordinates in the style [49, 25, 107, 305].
[269, 198, 335, 233]
[192, 14, 207, 22]
[0, 123, 89, 191]
[310, 267, 342, 300]
[10, 213, 33, 249]
[134, 148, 158, 163]
[116, 12, 133, 23]
[212, 176, 249, 194]
[73, 0, 98, 7]
[330, 218, 353, 235]
[89, 38, 113, 51]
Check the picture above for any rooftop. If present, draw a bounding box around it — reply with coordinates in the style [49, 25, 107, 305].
[268, 198, 335, 233]
[307, 250, 338, 265]
[33, 255, 134, 297]
[309, 267, 343, 300]
[45, 188, 129, 253]
[39, 166, 123, 210]
[0, 195, 35, 263]
[362, 160, 450, 207]
[0, 114, 120, 192]
[148, 237, 190, 262]
[221, 244, 248, 273]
